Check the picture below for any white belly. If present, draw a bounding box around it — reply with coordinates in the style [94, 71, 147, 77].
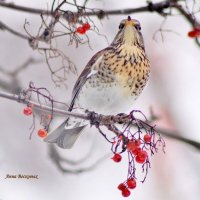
[76, 83, 136, 115]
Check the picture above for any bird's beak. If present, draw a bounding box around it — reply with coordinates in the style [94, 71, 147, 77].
[125, 20, 134, 27]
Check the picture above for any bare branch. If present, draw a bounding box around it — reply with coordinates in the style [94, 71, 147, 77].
[0, 58, 42, 93]
[1, 1, 199, 39]
[0, 1, 193, 20]
[0, 90, 88, 119]
[172, 1, 200, 27]
[157, 128, 200, 150]
[0, 1, 51, 15]
[0, 57, 42, 77]
[0, 20, 29, 40]
[0, 1, 164, 17]
[0, 90, 199, 151]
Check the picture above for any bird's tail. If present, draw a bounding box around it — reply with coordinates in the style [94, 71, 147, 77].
[43, 118, 87, 149]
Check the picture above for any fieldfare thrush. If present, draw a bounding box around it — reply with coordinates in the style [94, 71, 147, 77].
[44, 16, 150, 148]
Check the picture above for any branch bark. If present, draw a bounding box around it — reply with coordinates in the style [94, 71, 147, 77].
[0, 1, 51, 15]
[1, 1, 199, 47]
[1, 90, 200, 151]
[0, 0, 194, 21]
[0, 90, 88, 120]
[0, 1, 156, 16]
[0, 20, 29, 40]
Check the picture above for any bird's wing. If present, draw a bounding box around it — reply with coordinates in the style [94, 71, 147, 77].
[68, 47, 113, 111]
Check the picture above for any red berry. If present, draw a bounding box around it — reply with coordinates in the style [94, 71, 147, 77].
[132, 147, 141, 155]
[83, 23, 90, 30]
[127, 178, 136, 189]
[23, 107, 32, 116]
[111, 153, 122, 162]
[188, 28, 200, 38]
[37, 129, 48, 138]
[121, 188, 131, 197]
[144, 134, 152, 143]
[126, 141, 136, 151]
[127, 139, 141, 152]
[136, 155, 145, 164]
[76, 26, 86, 34]
[118, 183, 126, 191]
[139, 150, 148, 159]
[134, 139, 141, 146]
[135, 150, 148, 164]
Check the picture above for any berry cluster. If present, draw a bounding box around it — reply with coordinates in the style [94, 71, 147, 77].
[109, 111, 165, 198]
[118, 178, 136, 197]
[112, 135, 150, 197]
[23, 106, 48, 139]
[76, 23, 91, 34]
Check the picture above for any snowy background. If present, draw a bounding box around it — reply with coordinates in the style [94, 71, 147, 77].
[0, 0, 200, 200]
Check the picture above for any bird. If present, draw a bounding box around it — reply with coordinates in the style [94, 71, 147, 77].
[44, 16, 150, 149]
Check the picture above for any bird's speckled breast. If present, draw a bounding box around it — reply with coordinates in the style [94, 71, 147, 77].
[102, 47, 150, 97]
[76, 46, 150, 115]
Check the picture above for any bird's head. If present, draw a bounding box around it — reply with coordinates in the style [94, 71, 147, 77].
[111, 16, 145, 49]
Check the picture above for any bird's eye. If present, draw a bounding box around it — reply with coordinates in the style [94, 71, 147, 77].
[135, 24, 141, 31]
[119, 23, 125, 30]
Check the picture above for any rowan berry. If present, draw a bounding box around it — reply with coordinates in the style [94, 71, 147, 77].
[188, 28, 200, 38]
[127, 178, 136, 189]
[83, 23, 90, 30]
[135, 150, 148, 164]
[23, 107, 32, 116]
[132, 147, 141, 156]
[37, 129, 48, 138]
[134, 139, 141, 146]
[121, 188, 131, 197]
[126, 141, 136, 151]
[117, 183, 126, 191]
[144, 134, 152, 143]
[76, 26, 86, 34]
[112, 153, 122, 162]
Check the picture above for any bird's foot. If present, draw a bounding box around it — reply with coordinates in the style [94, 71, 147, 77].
[85, 110, 103, 127]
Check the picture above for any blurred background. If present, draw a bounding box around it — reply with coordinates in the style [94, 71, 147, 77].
[0, 0, 200, 200]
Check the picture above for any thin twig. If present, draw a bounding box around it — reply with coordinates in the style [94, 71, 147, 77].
[172, 2, 198, 27]
[0, 57, 42, 77]
[0, 20, 29, 40]
[157, 128, 200, 150]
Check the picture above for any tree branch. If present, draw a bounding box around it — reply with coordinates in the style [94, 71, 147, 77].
[1, 90, 200, 151]
[0, 90, 88, 120]
[157, 128, 200, 150]
[0, 1, 188, 18]
[1, 1, 199, 48]
[0, 20, 29, 40]
[171, 2, 200, 28]
[0, 1, 152, 16]
[0, 1, 51, 15]
[1, 1, 199, 31]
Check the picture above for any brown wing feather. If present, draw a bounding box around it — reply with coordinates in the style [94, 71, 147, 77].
[68, 47, 113, 111]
